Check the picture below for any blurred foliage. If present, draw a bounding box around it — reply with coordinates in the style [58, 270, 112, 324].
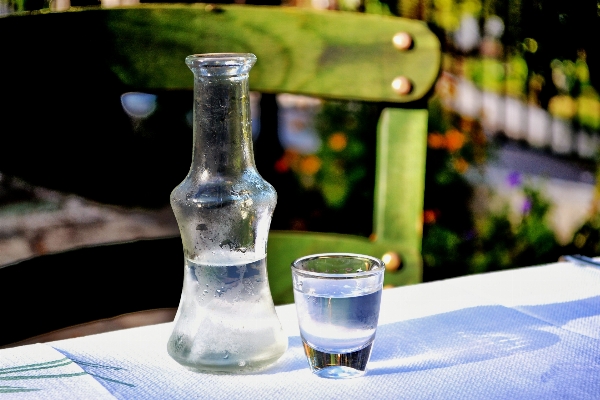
[470, 183, 563, 274]
[364, 0, 392, 15]
[422, 98, 565, 279]
[568, 213, 600, 257]
[274, 101, 379, 211]
[312, 102, 374, 208]
[565, 165, 600, 256]
[422, 96, 479, 279]
[270, 100, 379, 237]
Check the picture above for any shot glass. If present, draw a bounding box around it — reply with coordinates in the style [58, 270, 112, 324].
[291, 253, 385, 379]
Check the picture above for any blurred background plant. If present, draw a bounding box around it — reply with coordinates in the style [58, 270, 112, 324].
[420, 97, 563, 279]
[266, 97, 380, 237]
[467, 175, 563, 275]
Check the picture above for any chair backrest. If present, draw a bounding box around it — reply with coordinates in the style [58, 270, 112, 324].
[0, 4, 440, 341]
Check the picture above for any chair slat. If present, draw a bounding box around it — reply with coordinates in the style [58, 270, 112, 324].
[1, 5, 440, 103]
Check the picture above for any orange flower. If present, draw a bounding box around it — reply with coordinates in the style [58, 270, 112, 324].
[299, 155, 322, 175]
[453, 157, 469, 173]
[280, 149, 300, 170]
[274, 158, 289, 173]
[445, 129, 466, 152]
[423, 209, 437, 224]
[427, 133, 446, 149]
[328, 132, 348, 152]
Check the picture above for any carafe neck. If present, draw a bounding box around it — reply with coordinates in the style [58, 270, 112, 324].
[187, 54, 256, 179]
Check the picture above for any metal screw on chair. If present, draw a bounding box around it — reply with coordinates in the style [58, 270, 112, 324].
[382, 251, 402, 272]
[392, 32, 412, 50]
[391, 76, 412, 95]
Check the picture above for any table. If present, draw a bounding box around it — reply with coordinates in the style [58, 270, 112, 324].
[1, 261, 599, 399]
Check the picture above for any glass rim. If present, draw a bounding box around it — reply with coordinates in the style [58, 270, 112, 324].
[185, 53, 256, 69]
[291, 252, 385, 279]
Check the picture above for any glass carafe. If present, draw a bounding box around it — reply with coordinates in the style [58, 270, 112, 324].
[167, 53, 287, 373]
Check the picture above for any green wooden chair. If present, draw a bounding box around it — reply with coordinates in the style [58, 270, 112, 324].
[0, 5, 439, 344]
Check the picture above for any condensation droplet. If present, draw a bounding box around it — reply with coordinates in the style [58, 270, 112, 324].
[238, 360, 246, 367]
[223, 351, 229, 359]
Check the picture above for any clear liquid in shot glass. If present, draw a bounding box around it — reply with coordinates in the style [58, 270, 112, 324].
[293, 275, 382, 378]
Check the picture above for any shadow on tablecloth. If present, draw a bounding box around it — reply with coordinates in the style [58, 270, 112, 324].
[367, 298, 600, 376]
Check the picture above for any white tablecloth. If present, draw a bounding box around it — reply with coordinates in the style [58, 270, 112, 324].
[1, 261, 599, 399]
